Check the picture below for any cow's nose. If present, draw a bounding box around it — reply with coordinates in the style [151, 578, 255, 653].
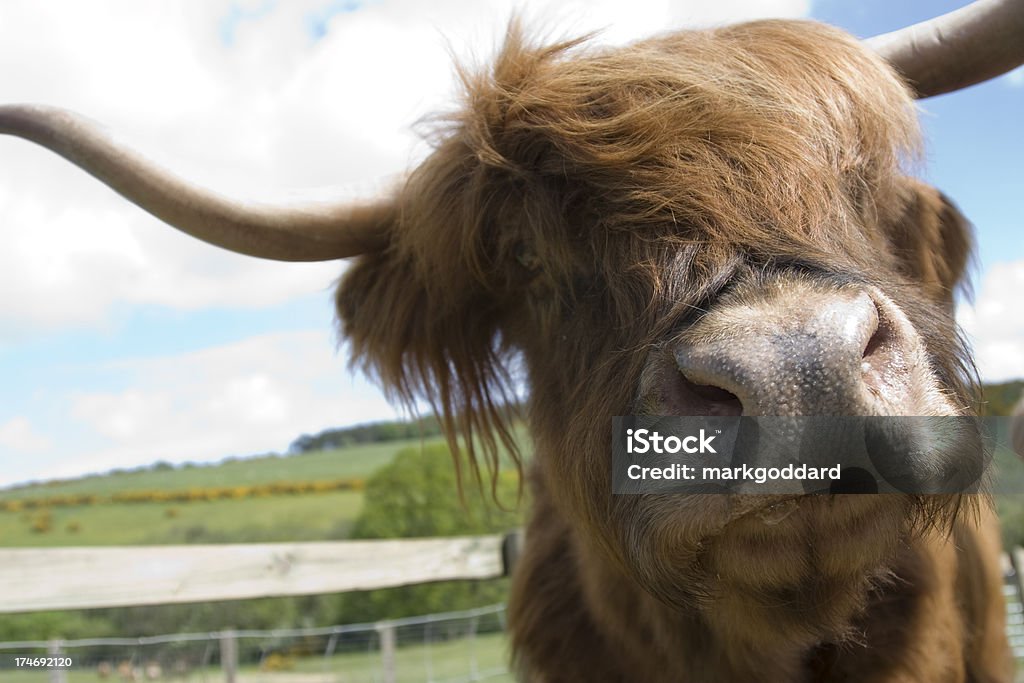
[674, 287, 904, 416]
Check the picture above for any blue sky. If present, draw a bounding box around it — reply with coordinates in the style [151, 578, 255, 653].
[0, 0, 1021, 487]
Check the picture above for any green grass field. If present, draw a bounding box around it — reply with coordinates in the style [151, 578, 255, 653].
[0, 490, 365, 547]
[2, 631, 514, 683]
[0, 425, 530, 548]
[0, 437, 442, 547]
[0, 437, 446, 502]
[287, 630, 513, 683]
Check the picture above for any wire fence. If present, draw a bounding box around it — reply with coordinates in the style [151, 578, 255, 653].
[0, 604, 512, 683]
[1, 583, 1023, 683]
[1007, 562, 1024, 663]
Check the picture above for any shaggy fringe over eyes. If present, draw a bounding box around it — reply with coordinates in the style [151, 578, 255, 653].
[337, 114, 537, 495]
[336, 239, 521, 496]
[338, 18, 949, 493]
[452, 19, 923, 255]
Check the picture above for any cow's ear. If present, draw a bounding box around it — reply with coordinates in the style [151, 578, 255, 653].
[334, 244, 520, 486]
[887, 179, 973, 305]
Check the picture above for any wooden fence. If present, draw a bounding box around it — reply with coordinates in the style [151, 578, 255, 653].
[0, 536, 1020, 682]
[0, 533, 523, 683]
[0, 533, 524, 613]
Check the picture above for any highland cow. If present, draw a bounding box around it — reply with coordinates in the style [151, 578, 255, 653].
[2, 2, 1023, 681]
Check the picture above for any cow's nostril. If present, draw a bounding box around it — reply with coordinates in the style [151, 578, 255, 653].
[860, 298, 898, 393]
[689, 381, 740, 405]
[673, 287, 914, 416]
[670, 373, 743, 416]
[862, 322, 883, 360]
[861, 298, 887, 361]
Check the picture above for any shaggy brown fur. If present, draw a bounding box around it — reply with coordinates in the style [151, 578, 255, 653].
[336, 19, 1011, 682]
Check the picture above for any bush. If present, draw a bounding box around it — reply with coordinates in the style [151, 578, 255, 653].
[260, 653, 295, 671]
[350, 445, 521, 540]
[30, 510, 53, 534]
[0, 611, 115, 641]
[338, 444, 524, 623]
[998, 496, 1024, 549]
[980, 381, 1024, 417]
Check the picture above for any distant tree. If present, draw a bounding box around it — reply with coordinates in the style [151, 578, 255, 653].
[290, 434, 317, 453]
[981, 380, 1024, 416]
[338, 443, 523, 622]
[287, 416, 446, 454]
[351, 444, 520, 539]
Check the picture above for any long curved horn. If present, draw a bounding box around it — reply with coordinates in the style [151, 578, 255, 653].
[867, 0, 1024, 99]
[0, 104, 389, 261]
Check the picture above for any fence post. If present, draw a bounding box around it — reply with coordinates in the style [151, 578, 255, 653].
[1008, 549, 1024, 660]
[1013, 547, 1024, 600]
[377, 621, 396, 683]
[220, 629, 238, 683]
[47, 639, 66, 683]
[502, 530, 524, 576]
[469, 614, 479, 680]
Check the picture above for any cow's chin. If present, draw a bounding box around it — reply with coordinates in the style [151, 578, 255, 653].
[613, 492, 941, 645]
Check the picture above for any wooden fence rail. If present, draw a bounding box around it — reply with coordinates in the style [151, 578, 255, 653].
[0, 539, 1020, 683]
[0, 534, 1017, 618]
[0, 533, 521, 614]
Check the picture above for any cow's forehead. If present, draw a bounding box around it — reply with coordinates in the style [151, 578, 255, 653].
[398, 19, 922, 277]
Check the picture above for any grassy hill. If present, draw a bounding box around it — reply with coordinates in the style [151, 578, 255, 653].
[0, 492, 366, 547]
[0, 438, 435, 501]
[0, 418, 531, 548]
[0, 388, 1019, 548]
[0, 435, 451, 547]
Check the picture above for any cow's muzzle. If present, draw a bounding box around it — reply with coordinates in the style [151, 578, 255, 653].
[670, 281, 944, 417]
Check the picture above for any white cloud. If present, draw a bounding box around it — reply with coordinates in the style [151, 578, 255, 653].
[3, 0, 1015, 487]
[0, 0, 813, 338]
[61, 330, 402, 480]
[2, 0, 821, 485]
[1005, 64, 1024, 88]
[957, 260, 1024, 383]
[0, 417, 52, 453]
[0, 2, 382, 336]
[669, 0, 810, 27]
